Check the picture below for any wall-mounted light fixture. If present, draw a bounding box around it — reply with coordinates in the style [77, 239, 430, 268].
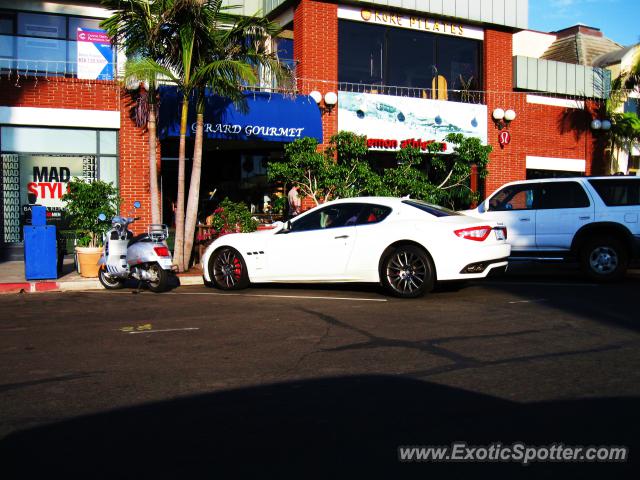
[492, 108, 516, 130]
[310, 90, 338, 114]
[590, 118, 611, 131]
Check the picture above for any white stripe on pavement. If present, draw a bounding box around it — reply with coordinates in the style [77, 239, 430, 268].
[165, 292, 388, 302]
[127, 327, 200, 334]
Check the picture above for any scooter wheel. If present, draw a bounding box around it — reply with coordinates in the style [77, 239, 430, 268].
[99, 268, 125, 290]
[147, 263, 169, 293]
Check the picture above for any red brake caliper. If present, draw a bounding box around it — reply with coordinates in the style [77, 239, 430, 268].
[233, 258, 242, 278]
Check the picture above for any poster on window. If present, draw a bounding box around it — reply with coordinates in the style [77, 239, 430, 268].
[19, 155, 97, 226]
[2, 154, 21, 243]
[76, 27, 114, 80]
[338, 91, 487, 153]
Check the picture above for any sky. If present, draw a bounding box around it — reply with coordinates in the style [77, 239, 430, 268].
[529, 0, 640, 47]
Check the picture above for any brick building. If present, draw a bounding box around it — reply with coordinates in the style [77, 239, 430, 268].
[0, 0, 612, 259]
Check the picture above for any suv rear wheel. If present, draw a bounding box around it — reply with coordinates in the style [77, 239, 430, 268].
[580, 236, 628, 282]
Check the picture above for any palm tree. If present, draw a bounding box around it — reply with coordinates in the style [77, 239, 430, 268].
[101, 0, 167, 225]
[158, 0, 290, 271]
[605, 49, 640, 173]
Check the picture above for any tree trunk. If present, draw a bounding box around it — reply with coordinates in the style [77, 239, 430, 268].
[147, 102, 161, 224]
[173, 98, 189, 272]
[183, 110, 204, 270]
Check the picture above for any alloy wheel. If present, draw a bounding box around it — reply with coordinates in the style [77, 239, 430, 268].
[385, 250, 428, 295]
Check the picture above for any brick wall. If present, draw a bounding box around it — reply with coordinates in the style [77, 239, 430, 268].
[0, 76, 152, 233]
[483, 29, 605, 195]
[294, 0, 338, 147]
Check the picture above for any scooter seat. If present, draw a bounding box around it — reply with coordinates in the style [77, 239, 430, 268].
[128, 233, 150, 246]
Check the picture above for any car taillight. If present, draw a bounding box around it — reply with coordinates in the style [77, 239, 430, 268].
[153, 246, 171, 257]
[454, 226, 492, 242]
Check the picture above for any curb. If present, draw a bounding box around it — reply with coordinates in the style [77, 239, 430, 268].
[0, 275, 204, 294]
[0, 281, 60, 294]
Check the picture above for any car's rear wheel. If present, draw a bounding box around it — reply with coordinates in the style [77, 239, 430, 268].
[380, 245, 435, 298]
[210, 247, 249, 290]
[580, 236, 628, 282]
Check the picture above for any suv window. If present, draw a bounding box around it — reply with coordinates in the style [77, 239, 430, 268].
[588, 179, 640, 206]
[488, 184, 537, 211]
[538, 182, 590, 209]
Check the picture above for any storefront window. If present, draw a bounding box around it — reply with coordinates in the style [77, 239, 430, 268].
[338, 20, 482, 100]
[0, 10, 115, 77]
[0, 127, 118, 244]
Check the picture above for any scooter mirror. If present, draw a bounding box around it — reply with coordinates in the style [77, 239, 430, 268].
[98, 213, 107, 221]
[133, 201, 141, 209]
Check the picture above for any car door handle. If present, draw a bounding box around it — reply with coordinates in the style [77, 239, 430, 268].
[519, 218, 531, 222]
[579, 216, 591, 220]
[334, 235, 349, 239]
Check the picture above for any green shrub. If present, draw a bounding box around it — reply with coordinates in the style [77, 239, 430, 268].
[62, 178, 119, 248]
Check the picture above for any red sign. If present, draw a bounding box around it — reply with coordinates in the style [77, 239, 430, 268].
[499, 130, 511, 147]
[367, 138, 447, 152]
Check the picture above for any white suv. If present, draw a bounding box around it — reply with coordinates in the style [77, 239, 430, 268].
[465, 176, 640, 281]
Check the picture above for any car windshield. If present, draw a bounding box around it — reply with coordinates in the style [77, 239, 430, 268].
[402, 199, 461, 217]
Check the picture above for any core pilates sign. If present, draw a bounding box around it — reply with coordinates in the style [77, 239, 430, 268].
[338, 5, 484, 41]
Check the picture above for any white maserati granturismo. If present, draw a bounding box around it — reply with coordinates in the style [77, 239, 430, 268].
[201, 197, 510, 298]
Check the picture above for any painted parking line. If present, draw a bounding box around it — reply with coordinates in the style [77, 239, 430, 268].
[508, 298, 548, 304]
[485, 281, 599, 288]
[125, 327, 200, 335]
[165, 292, 388, 302]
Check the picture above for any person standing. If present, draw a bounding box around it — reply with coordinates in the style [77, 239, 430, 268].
[287, 185, 301, 219]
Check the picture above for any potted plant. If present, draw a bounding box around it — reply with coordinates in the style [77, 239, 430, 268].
[63, 178, 119, 278]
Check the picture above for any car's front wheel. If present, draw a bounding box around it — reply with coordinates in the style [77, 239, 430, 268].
[380, 245, 435, 298]
[580, 236, 628, 282]
[209, 247, 249, 290]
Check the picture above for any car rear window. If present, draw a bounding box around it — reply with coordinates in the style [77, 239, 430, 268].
[402, 199, 461, 217]
[588, 179, 640, 206]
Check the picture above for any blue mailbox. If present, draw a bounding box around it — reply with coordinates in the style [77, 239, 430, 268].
[23, 206, 59, 280]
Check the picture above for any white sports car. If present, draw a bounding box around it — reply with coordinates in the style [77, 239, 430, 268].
[202, 197, 510, 298]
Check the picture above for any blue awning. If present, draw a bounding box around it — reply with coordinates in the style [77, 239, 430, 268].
[158, 87, 322, 143]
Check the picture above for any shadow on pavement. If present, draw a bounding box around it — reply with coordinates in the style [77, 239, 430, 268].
[0, 375, 636, 479]
[479, 262, 640, 332]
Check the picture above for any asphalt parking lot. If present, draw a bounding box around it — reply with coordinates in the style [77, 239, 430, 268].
[1, 265, 639, 477]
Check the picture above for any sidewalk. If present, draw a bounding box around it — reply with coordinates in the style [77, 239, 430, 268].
[0, 257, 204, 294]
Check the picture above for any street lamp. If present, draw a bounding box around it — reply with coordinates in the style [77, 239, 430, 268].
[492, 108, 516, 130]
[309, 90, 338, 114]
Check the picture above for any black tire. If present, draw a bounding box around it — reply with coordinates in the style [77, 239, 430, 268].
[209, 247, 249, 291]
[580, 236, 628, 282]
[380, 245, 435, 298]
[147, 263, 170, 293]
[98, 268, 125, 290]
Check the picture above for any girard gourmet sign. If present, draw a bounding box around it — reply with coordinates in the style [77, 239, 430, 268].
[193, 123, 306, 139]
[337, 5, 484, 41]
[159, 89, 323, 143]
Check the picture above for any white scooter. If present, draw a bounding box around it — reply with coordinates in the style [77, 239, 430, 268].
[97, 201, 174, 292]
